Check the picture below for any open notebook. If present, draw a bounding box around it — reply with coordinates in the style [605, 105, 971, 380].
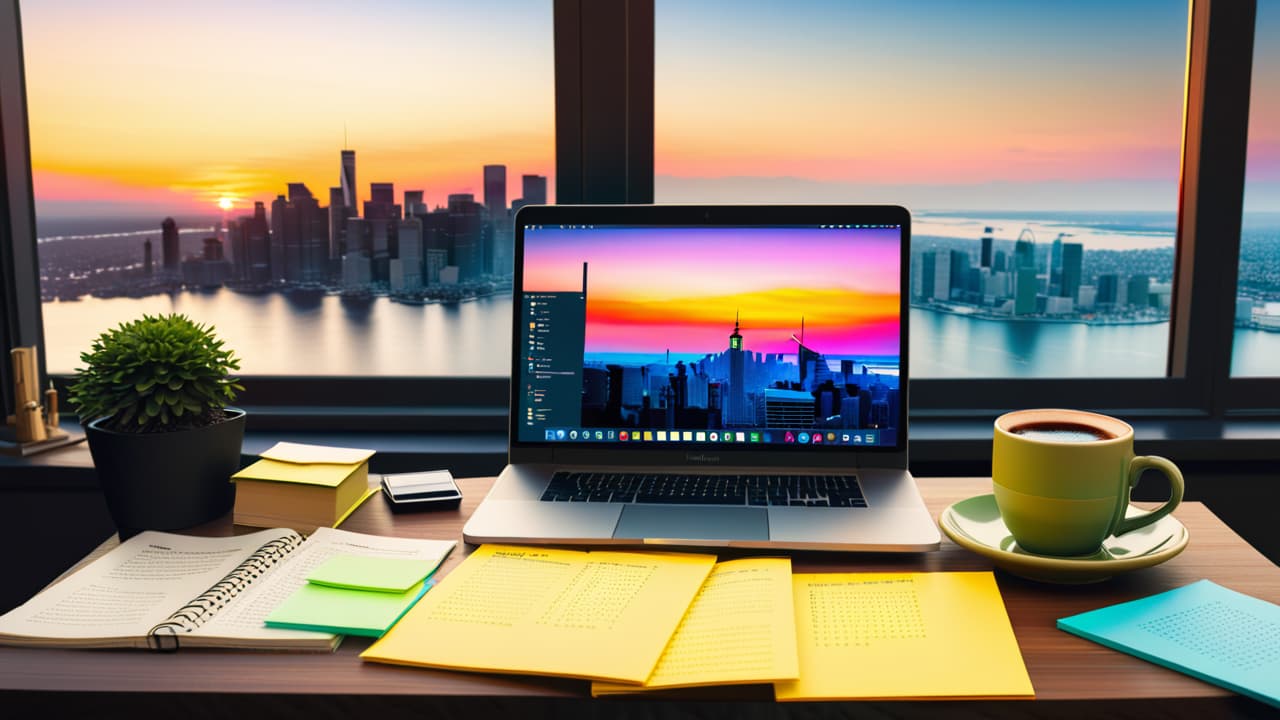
[0, 527, 454, 651]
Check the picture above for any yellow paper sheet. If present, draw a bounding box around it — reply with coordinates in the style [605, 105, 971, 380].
[592, 556, 799, 695]
[231, 457, 362, 488]
[360, 544, 717, 684]
[259, 441, 374, 465]
[776, 572, 1034, 701]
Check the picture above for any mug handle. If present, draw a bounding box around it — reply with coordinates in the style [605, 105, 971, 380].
[1113, 455, 1184, 536]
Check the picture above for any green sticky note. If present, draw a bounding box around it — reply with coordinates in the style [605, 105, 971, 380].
[307, 555, 434, 593]
[265, 579, 432, 638]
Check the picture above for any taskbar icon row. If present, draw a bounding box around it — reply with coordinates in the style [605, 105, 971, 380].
[540, 428, 880, 446]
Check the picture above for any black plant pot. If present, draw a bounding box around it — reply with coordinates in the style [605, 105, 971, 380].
[85, 408, 246, 533]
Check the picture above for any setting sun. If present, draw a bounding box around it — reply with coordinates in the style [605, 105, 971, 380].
[217, 197, 234, 211]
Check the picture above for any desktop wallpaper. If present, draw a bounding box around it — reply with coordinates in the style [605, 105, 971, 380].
[523, 226, 903, 442]
[524, 226, 901, 358]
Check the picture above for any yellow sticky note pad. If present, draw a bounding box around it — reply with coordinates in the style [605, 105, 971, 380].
[775, 571, 1034, 701]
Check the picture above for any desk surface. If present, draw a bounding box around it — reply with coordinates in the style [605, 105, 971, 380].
[3, 476, 1279, 718]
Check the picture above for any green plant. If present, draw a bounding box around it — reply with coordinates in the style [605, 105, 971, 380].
[68, 314, 243, 433]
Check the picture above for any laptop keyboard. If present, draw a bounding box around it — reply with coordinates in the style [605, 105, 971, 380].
[539, 472, 866, 507]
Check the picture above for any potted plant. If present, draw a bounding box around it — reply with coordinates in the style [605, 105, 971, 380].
[68, 314, 246, 533]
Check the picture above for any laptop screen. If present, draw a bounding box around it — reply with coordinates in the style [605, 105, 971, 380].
[512, 207, 907, 453]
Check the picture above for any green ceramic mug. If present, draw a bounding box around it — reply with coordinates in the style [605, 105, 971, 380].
[991, 409, 1184, 557]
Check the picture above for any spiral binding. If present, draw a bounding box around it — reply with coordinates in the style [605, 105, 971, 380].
[146, 531, 303, 651]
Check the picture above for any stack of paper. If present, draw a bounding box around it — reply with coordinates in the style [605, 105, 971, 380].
[231, 442, 376, 533]
[360, 544, 1034, 700]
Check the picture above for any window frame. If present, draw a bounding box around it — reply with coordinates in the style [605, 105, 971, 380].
[3, 0, 1276, 431]
[1, 0, 46, 419]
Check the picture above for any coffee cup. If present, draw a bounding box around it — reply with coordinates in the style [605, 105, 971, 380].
[991, 409, 1183, 557]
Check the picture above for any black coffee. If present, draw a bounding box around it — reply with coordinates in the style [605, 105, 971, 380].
[1009, 421, 1115, 443]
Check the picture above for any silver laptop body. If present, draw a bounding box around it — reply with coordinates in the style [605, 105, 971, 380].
[464, 205, 940, 552]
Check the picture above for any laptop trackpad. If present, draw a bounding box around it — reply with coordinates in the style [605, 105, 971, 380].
[613, 506, 770, 541]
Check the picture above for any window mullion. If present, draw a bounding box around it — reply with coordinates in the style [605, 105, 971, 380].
[1173, 0, 1256, 414]
[0, 0, 47, 415]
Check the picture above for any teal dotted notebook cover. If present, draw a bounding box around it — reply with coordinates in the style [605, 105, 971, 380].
[1057, 579, 1280, 709]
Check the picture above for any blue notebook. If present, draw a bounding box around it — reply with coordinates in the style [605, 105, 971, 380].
[1058, 580, 1280, 709]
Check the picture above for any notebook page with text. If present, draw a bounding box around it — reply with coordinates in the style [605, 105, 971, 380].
[0, 529, 293, 649]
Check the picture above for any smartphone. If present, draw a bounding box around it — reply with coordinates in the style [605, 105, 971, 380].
[380, 470, 463, 512]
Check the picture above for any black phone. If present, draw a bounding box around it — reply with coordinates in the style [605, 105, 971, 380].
[380, 470, 463, 512]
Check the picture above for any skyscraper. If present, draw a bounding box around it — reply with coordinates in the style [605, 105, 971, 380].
[340, 149, 357, 216]
[484, 165, 507, 218]
[1014, 268, 1038, 315]
[447, 196, 483, 281]
[930, 249, 951, 301]
[949, 249, 970, 299]
[919, 251, 936, 299]
[270, 195, 288, 282]
[1097, 273, 1121, 307]
[293, 184, 328, 282]
[403, 190, 425, 218]
[1127, 275, 1151, 309]
[980, 226, 994, 269]
[361, 183, 399, 282]
[143, 238, 153, 276]
[369, 183, 394, 204]
[1049, 234, 1065, 294]
[522, 174, 547, 206]
[1014, 229, 1036, 270]
[1060, 242, 1083, 301]
[244, 202, 271, 283]
[727, 314, 747, 426]
[161, 217, 179, 271]
[328, 187, 347, 260]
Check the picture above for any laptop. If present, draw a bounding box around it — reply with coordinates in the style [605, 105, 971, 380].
[463, 204, 940, 552]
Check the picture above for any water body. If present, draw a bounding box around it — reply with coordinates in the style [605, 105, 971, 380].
[41, 291, 1279, 378]
[1230, 327, 1280, 377]
[42, 290, 515, 377]
[909, 308, 1169, 378]
[37, 208, 1280, 378]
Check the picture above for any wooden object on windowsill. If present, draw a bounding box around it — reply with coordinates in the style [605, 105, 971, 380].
[1, 347, 82, 457]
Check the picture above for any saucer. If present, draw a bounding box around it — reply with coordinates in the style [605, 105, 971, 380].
[939, 494, 1189, 584]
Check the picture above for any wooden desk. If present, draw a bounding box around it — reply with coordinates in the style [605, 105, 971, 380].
[3, 477, 1278, 719]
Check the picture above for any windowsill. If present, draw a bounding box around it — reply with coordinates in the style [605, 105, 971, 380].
[4, 416, 1278, 491]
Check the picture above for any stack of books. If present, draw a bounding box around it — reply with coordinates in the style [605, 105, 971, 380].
[232, 442, 376, 534]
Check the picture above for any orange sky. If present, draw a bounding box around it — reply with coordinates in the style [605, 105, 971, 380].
[22, 1, 1278, 217]
[22, 1, 556, 217]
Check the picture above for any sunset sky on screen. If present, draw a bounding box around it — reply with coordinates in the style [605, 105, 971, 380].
[523, 226, 901, 357]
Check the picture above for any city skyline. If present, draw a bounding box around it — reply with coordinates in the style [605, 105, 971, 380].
[578, 317, 902, 437]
